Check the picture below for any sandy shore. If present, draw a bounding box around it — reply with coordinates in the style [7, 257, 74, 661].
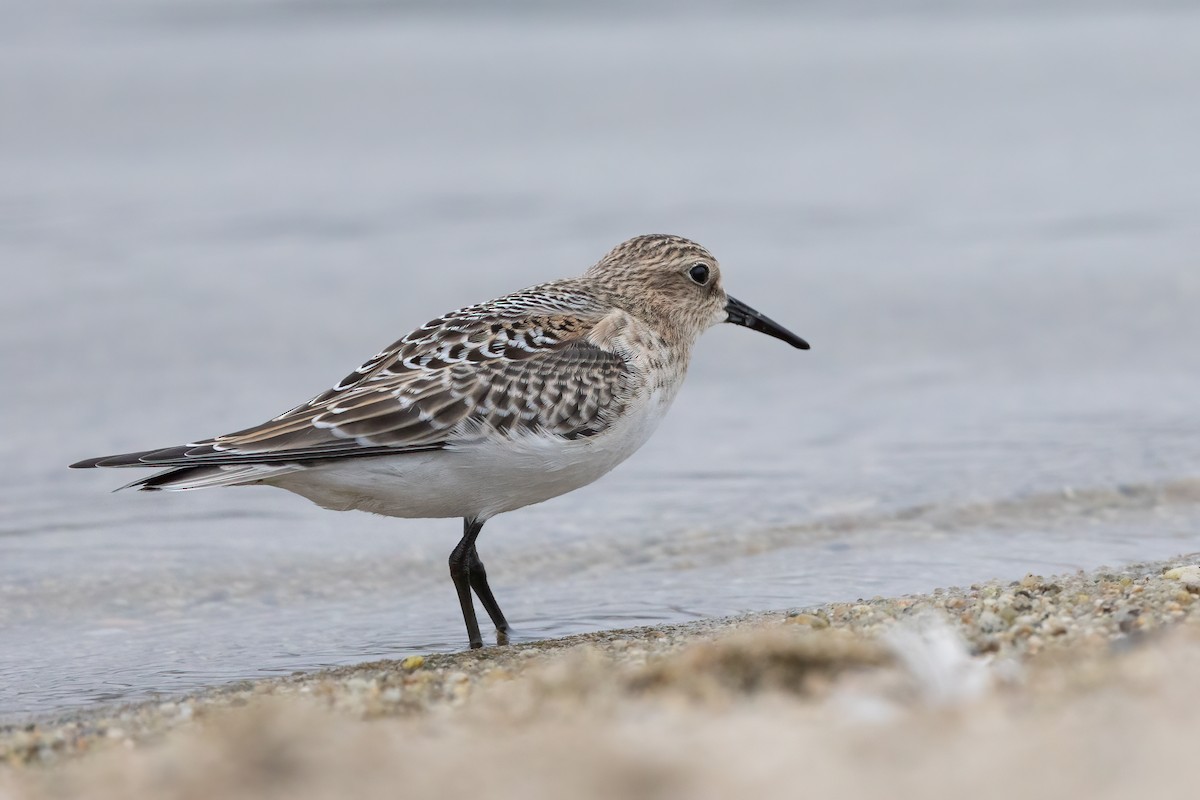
[2, 553, 1198, 799]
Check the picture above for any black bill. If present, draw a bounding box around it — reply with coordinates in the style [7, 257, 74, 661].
[725, 295, 810, 350]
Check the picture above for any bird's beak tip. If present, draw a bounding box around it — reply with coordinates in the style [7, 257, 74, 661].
[725, 295, 809, 351]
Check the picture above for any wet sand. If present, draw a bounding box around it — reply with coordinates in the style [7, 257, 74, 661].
[2, 554, 1197, 799]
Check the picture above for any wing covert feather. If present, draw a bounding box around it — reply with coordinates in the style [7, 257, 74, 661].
[86, 285, 640, 468]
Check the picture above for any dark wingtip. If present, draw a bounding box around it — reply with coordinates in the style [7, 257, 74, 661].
[69, 449, 161, 469]
[69, 457, 104, 469]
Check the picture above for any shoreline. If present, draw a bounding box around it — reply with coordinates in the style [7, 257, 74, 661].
[2, 552, 1198, 797]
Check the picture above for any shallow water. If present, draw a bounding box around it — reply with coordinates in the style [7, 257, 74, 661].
[2, 1, 1200, 723]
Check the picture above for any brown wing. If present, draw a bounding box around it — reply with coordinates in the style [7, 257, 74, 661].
[71, 284, 638, 469]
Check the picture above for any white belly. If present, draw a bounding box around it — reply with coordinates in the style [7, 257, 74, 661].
[268, 389, 676, 521]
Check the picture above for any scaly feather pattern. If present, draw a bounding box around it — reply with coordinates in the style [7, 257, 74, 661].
[73, 281, 639, 469]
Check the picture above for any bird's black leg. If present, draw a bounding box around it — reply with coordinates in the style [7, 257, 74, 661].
[467, 543, 510, 645]
[449, 518, 485, 649]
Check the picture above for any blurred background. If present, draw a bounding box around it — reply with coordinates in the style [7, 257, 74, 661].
[2, 0, 1199, 722]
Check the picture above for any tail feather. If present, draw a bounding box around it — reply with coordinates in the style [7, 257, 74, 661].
[120, 463, 305, 492]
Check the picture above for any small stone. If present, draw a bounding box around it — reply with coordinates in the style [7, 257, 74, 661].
[974, 636, 1001, 654]
[785, 613, 830, 629]
[1117, 608, 1142, 634]
[1164, 565, 1200, 591]
[978, 610, 1005, 633]
[1044, 618, 1069, 636]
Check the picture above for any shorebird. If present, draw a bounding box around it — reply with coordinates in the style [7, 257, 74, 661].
[71, 234, 809, 648]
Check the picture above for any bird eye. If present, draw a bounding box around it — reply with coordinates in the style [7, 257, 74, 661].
[688, 263, 710, 285]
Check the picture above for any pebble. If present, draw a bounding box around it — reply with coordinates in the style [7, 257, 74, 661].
[1165, 565, 1200, 591]
[977, 610, 1005, 633]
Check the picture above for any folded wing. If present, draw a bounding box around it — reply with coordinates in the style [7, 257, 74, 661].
[71, 284, 638, 471]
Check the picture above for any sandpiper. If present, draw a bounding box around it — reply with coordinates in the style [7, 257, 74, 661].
[71, 234, 809, 648]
